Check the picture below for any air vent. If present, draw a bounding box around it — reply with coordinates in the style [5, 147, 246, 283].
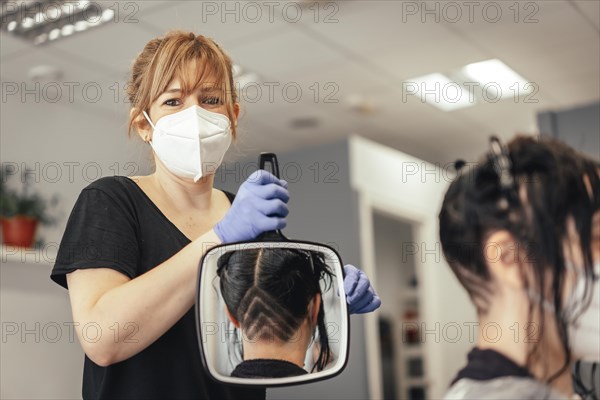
[290, 117, 319, 129]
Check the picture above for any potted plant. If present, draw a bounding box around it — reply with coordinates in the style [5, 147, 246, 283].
[0, 164, 58, 248]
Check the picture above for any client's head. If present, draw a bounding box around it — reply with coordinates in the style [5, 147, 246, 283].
[439, 135, 599, 386]
[217, 247, 334, 372]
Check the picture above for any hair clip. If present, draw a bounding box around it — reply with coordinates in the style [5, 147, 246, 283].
[488, 136, 515, 190]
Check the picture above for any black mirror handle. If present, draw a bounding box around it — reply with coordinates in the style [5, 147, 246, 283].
[257, 152, 286, 240]
[259, 152, 280, 179]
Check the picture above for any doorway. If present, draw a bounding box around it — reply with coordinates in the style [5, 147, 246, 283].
[373, 210, 427, 400]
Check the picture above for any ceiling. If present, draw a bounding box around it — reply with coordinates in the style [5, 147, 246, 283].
[1, 0, 599, 165]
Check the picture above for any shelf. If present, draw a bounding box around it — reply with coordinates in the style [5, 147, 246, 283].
[0, 244, 57, 266]
[403, 376, 429, 387]
[400, 345, 424, 359]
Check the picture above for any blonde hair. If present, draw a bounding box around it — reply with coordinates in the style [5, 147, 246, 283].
[126, 30, 238, 138]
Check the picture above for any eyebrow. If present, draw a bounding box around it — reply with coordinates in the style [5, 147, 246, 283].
[160, 86, 223, 97]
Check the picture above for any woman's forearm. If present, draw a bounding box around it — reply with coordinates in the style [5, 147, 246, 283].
[68, 229, 221, 366]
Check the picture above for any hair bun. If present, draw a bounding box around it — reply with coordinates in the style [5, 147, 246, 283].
[454, 159, 466, 171]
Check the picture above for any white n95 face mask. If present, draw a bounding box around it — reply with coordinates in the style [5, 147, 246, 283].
[143, 105, 232, 182]
[564, 261, 600, 362]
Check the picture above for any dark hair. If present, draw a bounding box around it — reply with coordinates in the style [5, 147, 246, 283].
[439, 135, 599, 381]
[217, 247, 334, 372]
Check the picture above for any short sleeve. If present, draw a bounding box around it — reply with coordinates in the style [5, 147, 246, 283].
[51, 187, 139, 289]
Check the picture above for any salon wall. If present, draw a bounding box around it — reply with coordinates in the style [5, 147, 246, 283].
[538, 101, 600, 399]
[214, 139, 370, 400]
[349, 135, 478, 398]
[0, 99, 151, 246]
[0, 98, 149, 398]
[537, 101, 600, 161]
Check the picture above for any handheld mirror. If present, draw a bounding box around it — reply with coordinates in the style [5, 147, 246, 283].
[195, 153, 350, 387]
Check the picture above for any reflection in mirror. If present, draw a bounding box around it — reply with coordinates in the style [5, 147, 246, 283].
[196, 242, 349, 386]
[218, 247, 332, 378]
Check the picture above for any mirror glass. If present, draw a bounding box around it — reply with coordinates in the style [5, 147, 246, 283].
[196, 241, 349, 386]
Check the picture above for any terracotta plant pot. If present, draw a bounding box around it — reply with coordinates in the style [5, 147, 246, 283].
[1, 216, 39, 248]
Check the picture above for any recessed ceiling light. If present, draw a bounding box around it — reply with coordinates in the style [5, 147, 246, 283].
[462, 59, 532, 99]
[21, 17, 34, 29]
[34, 12, 45, 24]
[74, 21, 88, 31]
[7, 21, 17, 31]
[61, 24, 75, 36]
[404, 73, 474, 111]
[48, 28, 61, 41]
[101, 9, 114, 22]
[290, 117, 319, 129]
[46, 7, 60, 20]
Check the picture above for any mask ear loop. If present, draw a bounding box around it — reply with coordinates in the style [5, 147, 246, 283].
[572, 360, 597, 399]
[142, 111, 156, 144]
[142, 110, 156, 130]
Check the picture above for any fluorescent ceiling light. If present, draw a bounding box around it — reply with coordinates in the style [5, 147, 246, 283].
[462, 59, 533, 99]
[101, 9, 114, 22]
[74, 21, 88, 31]
[34, 12, 45, 24]
[61, 24, 74, 36]
[48, 28, 60, 41]
[21, 17, 34, 29]
[2, 0, 112, 45]
[405, 73, 474, 111]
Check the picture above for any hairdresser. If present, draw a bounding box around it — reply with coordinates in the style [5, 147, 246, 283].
[50, 30, 380, 400]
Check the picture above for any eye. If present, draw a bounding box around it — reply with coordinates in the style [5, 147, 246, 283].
[163, 98, 181, 107]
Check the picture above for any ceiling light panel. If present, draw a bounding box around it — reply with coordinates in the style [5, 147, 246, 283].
[1, 0, 112, 45]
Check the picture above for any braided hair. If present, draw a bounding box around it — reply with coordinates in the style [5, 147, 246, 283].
[439, 135, 599, 382]
[217, 246, 334, 372]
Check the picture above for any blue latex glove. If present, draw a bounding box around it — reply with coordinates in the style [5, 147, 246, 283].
[214, 170, 289, 243]
[344, 264, 381, 314]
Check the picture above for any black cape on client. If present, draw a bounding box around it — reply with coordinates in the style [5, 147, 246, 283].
[231, 359, 309, 378]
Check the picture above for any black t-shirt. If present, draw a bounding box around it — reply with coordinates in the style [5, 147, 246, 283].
[450, 347, 533, 385]
[51, 176, 265, 400]
[231, 359, 309, 378]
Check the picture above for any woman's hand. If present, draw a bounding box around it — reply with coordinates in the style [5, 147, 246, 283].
[214, 170, 289, 243]
[344, 264, 382, 314]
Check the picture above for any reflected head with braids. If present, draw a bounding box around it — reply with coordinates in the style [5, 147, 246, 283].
[217, 246, 334, 378]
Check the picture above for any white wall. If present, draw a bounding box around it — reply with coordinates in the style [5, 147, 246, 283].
[1, 252, 83, 399]
[1, 95, 151, 398]
[0, 98, 152, 245]
[349, 135, 477, 399]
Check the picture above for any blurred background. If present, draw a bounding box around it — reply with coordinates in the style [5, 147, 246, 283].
[1, 0, 598, 399]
